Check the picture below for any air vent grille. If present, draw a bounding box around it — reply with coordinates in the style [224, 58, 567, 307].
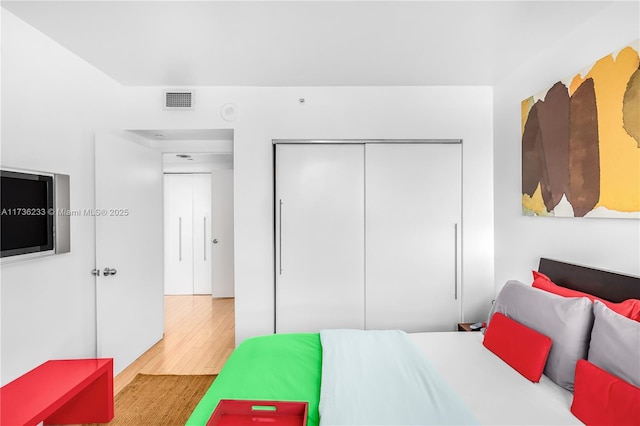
[164, 90, 194, 110]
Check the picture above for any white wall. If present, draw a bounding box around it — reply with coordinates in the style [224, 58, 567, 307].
[3, 0, 638, 387]
[0, 7, 4, 382]
[0, 11, 125, 384]
[1, 9, 496, 382]
[125, 85, 495, 342]
[493, 2, 640, 292]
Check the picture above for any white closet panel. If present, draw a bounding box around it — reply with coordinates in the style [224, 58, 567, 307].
[164, 174, 194, 295]
[275, 144, 365, 333]
[365, 143, 462, 331]
[164, 173, 212, 295]
[192, 174, 212, 295]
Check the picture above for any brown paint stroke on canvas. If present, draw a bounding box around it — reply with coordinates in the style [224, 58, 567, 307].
[536, 82, 570, 212]
[623, 66, 640, 147]
[522, 103, 543, 197]
[568, 78, 600, 217]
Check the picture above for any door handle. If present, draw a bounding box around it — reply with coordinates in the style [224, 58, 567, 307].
[103, 267, 117, 277]
[203, 217, 207, 261]
[91, 269, 101, 276]
[212, 239, 218, 244]
[178, 217, 182, 261]
[279, 199, 283, 275]
[454, 223, 458, 300]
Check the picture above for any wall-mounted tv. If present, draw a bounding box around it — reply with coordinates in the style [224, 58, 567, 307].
[1, 169, 70, 261]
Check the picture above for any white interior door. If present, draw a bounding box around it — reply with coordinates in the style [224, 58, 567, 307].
[95, 131, 164, 375]
[163, 174, 194, 295]
[365, 143, 462, 332]
[192, 174, 212, 295]
[211, 170, 234, 298]
[275, 144, 365, 333]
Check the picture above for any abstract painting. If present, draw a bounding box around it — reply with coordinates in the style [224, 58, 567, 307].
[521, 40, 640, 218]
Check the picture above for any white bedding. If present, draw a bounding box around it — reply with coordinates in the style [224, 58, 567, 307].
[409, 331, 582, 425]
[319, 329, 477, 425]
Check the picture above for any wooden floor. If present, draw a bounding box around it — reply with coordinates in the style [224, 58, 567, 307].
[113, 295, 235, 395]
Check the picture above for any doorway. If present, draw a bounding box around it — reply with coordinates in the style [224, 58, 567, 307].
[130, 128, 236, 309]
[95, 129, 235, 384]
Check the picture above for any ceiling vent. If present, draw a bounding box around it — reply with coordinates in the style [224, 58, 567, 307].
[163, 90, 194, 111]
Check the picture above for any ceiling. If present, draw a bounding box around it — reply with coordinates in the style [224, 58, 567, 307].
[1, 1, 615, 87]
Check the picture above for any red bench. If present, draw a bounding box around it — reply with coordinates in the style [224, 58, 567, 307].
[0, 358, 114, 426]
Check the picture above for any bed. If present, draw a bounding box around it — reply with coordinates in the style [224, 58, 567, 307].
[187, 258, 640, 425]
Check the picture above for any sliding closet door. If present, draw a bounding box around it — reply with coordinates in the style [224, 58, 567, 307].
[192, 174, 212, 295]
[164, 174, 194, 295]
[275, 144, 365, 333]
[164, 173, 212, 295]
[365, 143, 462, 332]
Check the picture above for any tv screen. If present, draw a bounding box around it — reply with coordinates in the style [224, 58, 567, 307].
[1, 170, 55, 258]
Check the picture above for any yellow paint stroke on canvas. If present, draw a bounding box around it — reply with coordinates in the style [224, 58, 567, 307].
[522, 183, 547, 215]
[569, 46, 640, 212]
[521, 96, 534, 134]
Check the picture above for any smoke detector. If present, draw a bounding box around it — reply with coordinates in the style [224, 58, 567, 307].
[163, 90, 194, 111]
[221, 103, 237, 122]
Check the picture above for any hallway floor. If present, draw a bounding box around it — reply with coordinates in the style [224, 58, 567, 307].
[113, 295, 235, 395]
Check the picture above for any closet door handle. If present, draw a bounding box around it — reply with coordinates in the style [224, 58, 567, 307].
[203, 217, 207, 261]
[454, 223, 458, 300]
[179, 217, 182, 261]
[279, 199, 283, 275]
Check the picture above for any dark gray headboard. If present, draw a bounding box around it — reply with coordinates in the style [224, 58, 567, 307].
[538, 258, 640, 303]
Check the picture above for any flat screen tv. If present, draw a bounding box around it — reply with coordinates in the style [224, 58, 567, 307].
[1, 169, 56, 259]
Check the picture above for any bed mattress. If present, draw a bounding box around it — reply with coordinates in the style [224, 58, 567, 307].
[188, 331, 582, 425]
[410, 331, 581, 425]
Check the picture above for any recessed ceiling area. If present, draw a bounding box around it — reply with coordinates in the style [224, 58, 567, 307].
[1, 1, 614, 87]
[130, 129, 233, 143]
[127, 129, 234, 172]
[163, 152, 233, 172]
[130, 129, 233, 153]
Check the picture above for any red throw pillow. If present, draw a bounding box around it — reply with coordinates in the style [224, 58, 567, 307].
[571, 360, 640, 426]
[483, 312, 552, 382]
[532, 271, 640, 322]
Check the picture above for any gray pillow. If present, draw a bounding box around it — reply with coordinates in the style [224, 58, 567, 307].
[588, 300, 640, 387]
[491, 280, 594, 391]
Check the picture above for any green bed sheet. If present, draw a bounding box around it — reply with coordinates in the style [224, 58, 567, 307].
[186, 333, 322, 426]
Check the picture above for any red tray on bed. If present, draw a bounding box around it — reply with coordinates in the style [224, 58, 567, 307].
[206, 400, 308, 426]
